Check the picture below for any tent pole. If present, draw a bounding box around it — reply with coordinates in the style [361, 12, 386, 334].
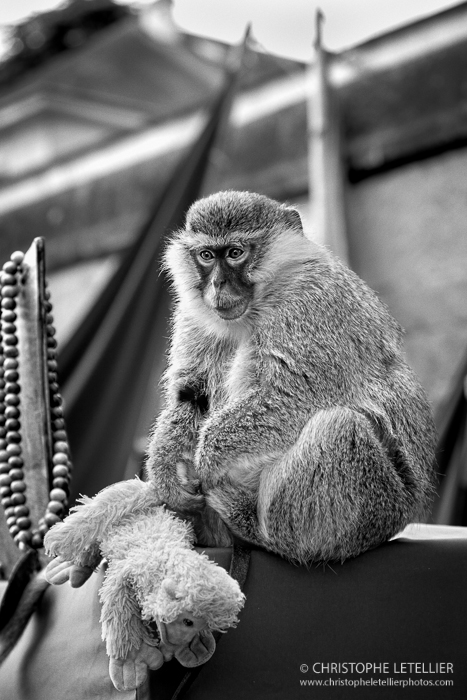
[307, 9, 348, 263]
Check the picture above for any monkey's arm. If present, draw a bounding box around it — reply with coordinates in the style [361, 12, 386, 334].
[146, 400, 206, 513]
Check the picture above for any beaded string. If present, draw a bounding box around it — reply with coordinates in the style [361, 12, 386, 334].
[0, 251, 72, 551]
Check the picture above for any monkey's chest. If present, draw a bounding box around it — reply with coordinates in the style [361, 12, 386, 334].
[207, 345, 254, 411]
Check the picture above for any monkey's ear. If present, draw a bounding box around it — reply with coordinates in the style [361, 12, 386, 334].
[283, 207, 303, 231]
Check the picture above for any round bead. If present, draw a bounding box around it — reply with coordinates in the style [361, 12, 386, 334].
[5, 506, 15, 518]
[11, 492, 26, 505]
[6, 431, 21, 443]
[53, 452, 68, 465]
[8, 456, 23, 468]
[47, 360, 58, 372]
[49, 382, 59, 394]
[1, 298, 16, 310]
[16, 516, 31, 530]
[6, 418, 20, 430]
[10, 251, 24, 264]
[53, 430, 67, 441]
[47, 337, 57, 349]
[1, 285, 19, 298]
[15, 531, 32, 545]
[0, 473, 11, 487]
[9, 468, 24, 481]
[2, 261, 17, 274]
[44, 512, 60, 527]
[5, 406, 20, 419]
[0, 462, 10, 474]
[49, 487, 67, 502]
[9, 524, 20, 537]
[48, 372, 57, 383]
[52, 406, 63, 417]
[53, 441, 69, 455]
[5, 394, 20, 406]
[0, 486, 11, 497]
[52, 477, 69, 490]
[1, 310, 16, 322]
[1, 496, 13, 508]
[52, 464, 69, 478]
[31, 532, 43, 549]
[4, 370, 19, 383]
[38, 522, 49, 535]
[53, 418, 65, 430]
[3, 336, 18, 348]
[5, 382, 20, 393]
[3, 358, 18, 370]
[47, 500, 64, 514]
[46, 313, 54, 324]
[51, 395, 63, 408]
[6, 516, 17, 528]
[0, 450, 10, 461]
[1, 274, 16, 286]
[10, 480, 26, 493]
[14, 504, 29, 517]
[4, 346, 19, 357]
[2, 323, 17, 334]
[7, 443, 21, 456]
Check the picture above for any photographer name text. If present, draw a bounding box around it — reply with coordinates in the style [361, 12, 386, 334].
[309, 662, 453, 674]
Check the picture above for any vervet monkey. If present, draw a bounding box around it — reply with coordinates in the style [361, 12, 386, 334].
[146, 190, 436, 564]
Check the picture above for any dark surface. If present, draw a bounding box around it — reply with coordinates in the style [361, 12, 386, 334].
[1, 539, 466, 700]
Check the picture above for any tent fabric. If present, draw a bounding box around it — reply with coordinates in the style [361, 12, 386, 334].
[1, 534, 466, 699]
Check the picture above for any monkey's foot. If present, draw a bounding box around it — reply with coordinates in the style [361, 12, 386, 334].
[109, 643, 164, 691]
[206, 483, 262, 546]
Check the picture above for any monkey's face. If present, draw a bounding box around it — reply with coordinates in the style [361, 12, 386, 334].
[191, 243, 254, 320]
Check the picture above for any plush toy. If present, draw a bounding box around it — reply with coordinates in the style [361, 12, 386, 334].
[43, 479, 245, 692]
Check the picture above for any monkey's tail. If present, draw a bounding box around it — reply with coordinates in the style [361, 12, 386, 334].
[0, 551, 49, 666]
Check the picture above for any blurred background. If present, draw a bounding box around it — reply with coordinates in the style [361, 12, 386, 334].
[0, 0, 466, 534]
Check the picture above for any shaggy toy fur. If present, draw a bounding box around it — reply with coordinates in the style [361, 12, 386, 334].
[44, 479, 245, 691]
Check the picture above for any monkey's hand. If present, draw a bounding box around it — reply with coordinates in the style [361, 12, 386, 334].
[162, 460, 205, 515]
[109, 643, 164, 692]
[45, 556, 96, 588]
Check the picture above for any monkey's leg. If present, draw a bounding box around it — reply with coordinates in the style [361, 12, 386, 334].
[208, 407, 417, 564]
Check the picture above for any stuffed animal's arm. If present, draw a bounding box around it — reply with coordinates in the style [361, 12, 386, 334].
[44, 479, 162, 569]
[100, 559, 163, 691]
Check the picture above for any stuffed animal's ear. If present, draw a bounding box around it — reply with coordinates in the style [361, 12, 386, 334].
[161, 578, 178, 600]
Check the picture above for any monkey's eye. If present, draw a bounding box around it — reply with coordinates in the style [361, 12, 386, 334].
[227, 247, 244, 260]
[198, 250, 214, 262]
[182, 618, 194, 627]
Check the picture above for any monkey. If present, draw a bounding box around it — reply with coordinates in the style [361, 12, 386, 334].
[145, 189, 437, 564]
[0, 190, 436, 668]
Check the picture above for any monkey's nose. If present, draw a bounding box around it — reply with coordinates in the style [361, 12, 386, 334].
[212, 278, 226, 290]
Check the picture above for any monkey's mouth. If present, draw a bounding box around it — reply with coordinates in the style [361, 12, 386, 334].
[214, 298, 249, 320]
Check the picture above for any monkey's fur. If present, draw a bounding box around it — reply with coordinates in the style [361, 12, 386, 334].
[146, 190, 436, 564]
